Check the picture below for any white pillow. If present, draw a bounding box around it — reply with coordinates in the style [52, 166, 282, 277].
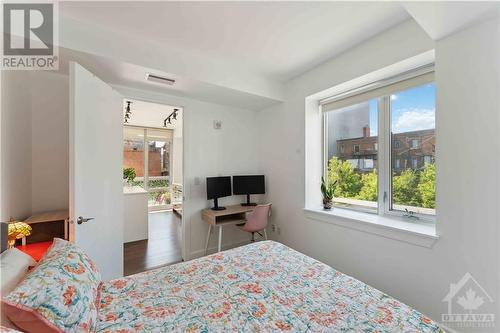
[1, 248, 36, 329]
[1, 248, 36, 295]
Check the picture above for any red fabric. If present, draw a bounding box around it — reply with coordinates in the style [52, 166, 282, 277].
[16, 241, 52, 262]
[1, 299, 63, 333]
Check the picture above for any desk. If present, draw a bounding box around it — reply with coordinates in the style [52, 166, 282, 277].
[23, 210, 69, 245]
[201, 204, 256, 254]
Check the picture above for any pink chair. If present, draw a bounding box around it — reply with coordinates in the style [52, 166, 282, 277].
[238, 204, 272, 242]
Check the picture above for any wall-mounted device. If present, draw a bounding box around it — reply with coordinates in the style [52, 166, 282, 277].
[146, 73, 176, 85]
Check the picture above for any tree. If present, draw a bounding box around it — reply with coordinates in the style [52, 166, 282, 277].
[418, 163, 436, 208]
[357, 169, 378, 201]
[327, 157, 362, 198]
[392, 168, 420, 206]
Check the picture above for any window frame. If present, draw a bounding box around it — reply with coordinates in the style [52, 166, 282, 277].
[322, 76, 436, 223]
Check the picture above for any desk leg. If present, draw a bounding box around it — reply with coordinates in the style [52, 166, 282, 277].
[204, 225, 211, 256]
[64, 219, 69, 240]
[218, 225, 222, 252]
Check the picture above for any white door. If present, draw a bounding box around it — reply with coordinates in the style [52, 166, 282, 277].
[69, 62, 123, 280]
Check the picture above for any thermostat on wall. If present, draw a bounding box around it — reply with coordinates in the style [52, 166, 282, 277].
[213, 120, 222, 129]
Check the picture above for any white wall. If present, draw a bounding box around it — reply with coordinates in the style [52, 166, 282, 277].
[1, 71, 33, 221]
[172, 114, 183, 185]
[258, 17, 499, 326]
[31, 72, 69, 213]
[115, 86, 264, 260]
[1, 71, 69, 220]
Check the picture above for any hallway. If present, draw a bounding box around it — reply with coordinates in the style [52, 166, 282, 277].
[124, 210, 182, 276]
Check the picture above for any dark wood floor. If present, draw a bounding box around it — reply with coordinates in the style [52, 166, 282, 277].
[124, 210, 182, 276]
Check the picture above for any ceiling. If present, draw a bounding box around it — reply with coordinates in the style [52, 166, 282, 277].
[57, 47, 279, 110]
[57, 2, 497, 111]
[60, 1, 409, 82]
[123, 98, 182, 130]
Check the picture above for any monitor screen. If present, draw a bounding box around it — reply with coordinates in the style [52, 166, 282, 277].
[233, 175, 265, 195]
[206, 176, 232, 200]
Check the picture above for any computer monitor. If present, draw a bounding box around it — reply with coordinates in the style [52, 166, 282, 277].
[206, 176, 232, 210]
[233, 175, 265, 206]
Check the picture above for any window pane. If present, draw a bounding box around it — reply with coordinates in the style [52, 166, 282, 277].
[147, 128, 172, 207]
[123, 127, 145, 188]
[390, 83, 436, 216]
[326, 99, 378, 213]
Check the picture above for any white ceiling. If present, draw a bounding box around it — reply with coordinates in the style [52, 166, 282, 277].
[402, 2, 499, 40]
[57, 47, 280, 110]
[60, 1, 410, 81]
[123, 98, 182, 130]
[57, 1, 497, 111]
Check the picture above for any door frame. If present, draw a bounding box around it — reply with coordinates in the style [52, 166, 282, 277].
[122, 96, 188, 261]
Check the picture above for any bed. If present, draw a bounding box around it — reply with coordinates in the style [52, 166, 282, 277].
[1, 237, 444, 332]
[96, 241, 443, 332]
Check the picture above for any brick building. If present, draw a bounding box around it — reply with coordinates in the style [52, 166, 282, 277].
[123, 141, 169, 177]
[336, 127, 435, 173]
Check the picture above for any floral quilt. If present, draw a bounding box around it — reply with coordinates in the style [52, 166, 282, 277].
[98, 241, 444, 332]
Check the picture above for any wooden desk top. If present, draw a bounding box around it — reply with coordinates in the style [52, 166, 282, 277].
[24, 210, 69, 224]
[201, 204, 257, 226]
[202, 204, 255, 217]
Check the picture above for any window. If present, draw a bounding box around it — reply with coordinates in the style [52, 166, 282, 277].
[325, 99, 378, 213]
[411, 157, 418, 169]
[410, 139, 419, 149]
[147, 128, 172, 208]
[123, 126, 173, 209]
[390, 83, 435, 216]
[322, 68, 435, 220]
[123, 127, 145, 186]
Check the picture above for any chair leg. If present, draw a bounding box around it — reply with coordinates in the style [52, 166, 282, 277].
[251, 232, 255, 242]
[263, 229, 268, 240]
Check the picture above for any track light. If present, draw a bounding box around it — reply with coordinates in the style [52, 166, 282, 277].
[124, 101, 133, 124]
[162, 108, 180, 127]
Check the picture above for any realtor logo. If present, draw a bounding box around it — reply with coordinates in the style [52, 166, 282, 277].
[2, 2, 58, 69]
[442, 273, 495, 329]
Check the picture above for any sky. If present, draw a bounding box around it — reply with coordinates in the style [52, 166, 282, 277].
[369, 82, 436, 135]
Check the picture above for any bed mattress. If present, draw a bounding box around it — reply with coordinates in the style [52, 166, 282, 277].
[97, 241, 444, 332]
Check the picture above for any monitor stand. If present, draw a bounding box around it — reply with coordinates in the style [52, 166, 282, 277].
[241, 194, 258, 207]
[211, 198, 226, 211]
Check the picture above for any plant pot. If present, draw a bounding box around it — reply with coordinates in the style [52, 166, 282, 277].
[323, 199, 333, 210]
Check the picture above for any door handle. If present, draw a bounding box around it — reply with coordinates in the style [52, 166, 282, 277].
[77, 216, 95, 225]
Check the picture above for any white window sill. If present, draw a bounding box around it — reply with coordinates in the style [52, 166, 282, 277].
[303, 206, 439, 248]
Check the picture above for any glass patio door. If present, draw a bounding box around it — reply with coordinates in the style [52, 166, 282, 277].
[147, 128, 173, 210]
[123, 126, 173, 211]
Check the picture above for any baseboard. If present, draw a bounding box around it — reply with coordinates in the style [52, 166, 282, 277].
[189, 240, 251, 259]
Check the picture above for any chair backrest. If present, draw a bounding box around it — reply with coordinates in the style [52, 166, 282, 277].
[244, 204, 272, 232]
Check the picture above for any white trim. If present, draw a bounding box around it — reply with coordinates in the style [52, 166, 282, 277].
[303, 207, 438, 248]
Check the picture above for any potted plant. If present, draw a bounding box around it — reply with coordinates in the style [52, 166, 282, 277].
[123, 167, 136, 186]
[321, 176, 337, 210]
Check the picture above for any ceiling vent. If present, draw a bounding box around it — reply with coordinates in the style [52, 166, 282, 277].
[146, 73, 175, 85]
